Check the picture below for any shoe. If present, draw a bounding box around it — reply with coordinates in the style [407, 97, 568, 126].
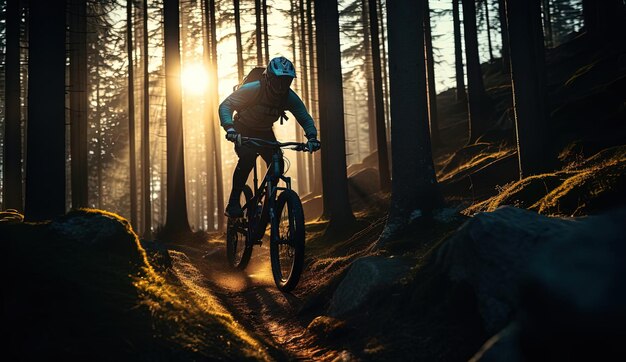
[225, 202, 244, 218]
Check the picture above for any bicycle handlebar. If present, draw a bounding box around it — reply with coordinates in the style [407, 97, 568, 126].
[239, 136, 313, 152]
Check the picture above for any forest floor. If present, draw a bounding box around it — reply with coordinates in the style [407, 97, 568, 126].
[167, 233, 345, 360]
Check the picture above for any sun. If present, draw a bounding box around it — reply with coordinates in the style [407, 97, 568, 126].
[181, 63, 209, 95]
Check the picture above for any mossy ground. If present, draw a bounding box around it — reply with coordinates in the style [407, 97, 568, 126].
[464, 145, 626, 216]
[1, 209, 269, 360]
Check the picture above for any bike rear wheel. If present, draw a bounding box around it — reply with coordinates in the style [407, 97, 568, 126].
[270, 189, 305, 292]
[226, 185, 254, 269]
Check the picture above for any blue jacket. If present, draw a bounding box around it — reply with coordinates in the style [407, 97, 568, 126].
[219, 80, 317, 139]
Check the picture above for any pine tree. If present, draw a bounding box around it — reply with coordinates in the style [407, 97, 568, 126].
[3, 0, 23, 211]
[25, 0, 67, 221]
[314, 0, 355, 231]
[462, 0, 489, 143]
[379, 0, 442, 245]
[163, 0, 191, 235]
[507, 0, 553, 177]
[453, 0, 467, 102]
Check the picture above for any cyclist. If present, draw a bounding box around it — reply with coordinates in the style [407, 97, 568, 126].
[219, 56, 321, 218]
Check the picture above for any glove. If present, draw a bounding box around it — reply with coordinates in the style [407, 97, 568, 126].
[225, 128, 239, 143]
[306, 137, 321, 153]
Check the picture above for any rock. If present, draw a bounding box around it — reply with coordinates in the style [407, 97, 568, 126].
[348, 167, 380, 201]
[49, 209, 147, 267]
[517, 207, 626, 360]
[328, 256, 411, 318]
[437, 206, 626, 359]
[436, 206, 572, 335]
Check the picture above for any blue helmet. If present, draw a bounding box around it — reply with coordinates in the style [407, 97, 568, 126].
[265, 56, 297, 78]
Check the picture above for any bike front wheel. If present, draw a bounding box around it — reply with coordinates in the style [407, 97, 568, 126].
[226, 185, 253, 269]
[270, 189, 305, 292]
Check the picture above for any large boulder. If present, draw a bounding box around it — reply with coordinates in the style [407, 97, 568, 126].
[436, 206, 572, 335]
[328, 256, 412, 318]
[438, 206, 626, 360]
[437, 206, 626, 336]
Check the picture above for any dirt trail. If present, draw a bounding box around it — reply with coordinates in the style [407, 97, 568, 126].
[168, 234, 346, 361]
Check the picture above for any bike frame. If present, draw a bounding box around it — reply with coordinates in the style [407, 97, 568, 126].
[239, 138, 305, 244]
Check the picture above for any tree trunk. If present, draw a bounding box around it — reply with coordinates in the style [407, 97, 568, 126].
[299, 0, 312, 192]
[210, 0, 225, 230]
[498, 0, 511, 73]
[142, 0, 152, 237]
[201, 0, 215, 230]
[506, 0, 552, 177]
[25, 0, 67, 221]
[262, 0, 270, 64]
[314, 0, 355, 230]
[379, 0, 441, 245]
[367, 0, 390, 191]
[542, 0, 553, 47]
[361, 0, 377, 153]
[453, 0, 467, 102]
[290, 0, 307, 194]
[424, 0, 441, 146]
[255, 0, 263, 65]
[126, 0, 138, 228]
[484, 0, 494, 61]
[233, 0, 244, 81]
[307, 0, 322, 196]
[163, 0, 191, 235]
[462, 0, 488, 143]
[4, 0, 23, 211]
[70, 0, 88, 209]
[377, 0, 391, 142]
[96, 59, 103, 209]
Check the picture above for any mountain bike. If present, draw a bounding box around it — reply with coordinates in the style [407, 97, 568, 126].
[226, 136, 311, 292]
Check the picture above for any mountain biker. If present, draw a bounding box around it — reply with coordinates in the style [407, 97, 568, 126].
[219, 56, 321, 218]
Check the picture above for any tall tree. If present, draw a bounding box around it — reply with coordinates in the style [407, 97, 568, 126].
[379, 0, 441, 245]
[453, 0, 467, 102]
[367, 0, 390, 191]
[209, 0, 225, 230]
[314, 0, 355, 231]
[25, 0, 67, 221]
[462, 0, 489, 143]
[70, 0, 89, 209]
[299, 0, 313, 193]
[142, 0, 152, 237]
[3, 0, 23, 211]
[289, 0, 307, 194]
[126, 0, 138, 228]
[233, 0, 244, 81]
[542, 0, 553, 47]
[498, 0, 511, 73]
[202, 0, 216, 230]
[361, 0, 377, 152]
[424, 0, 441, 146]
[163, 0, 191, 235]
[307, 0, 322, 195]
[507, 0, 552, 177]
[262, 0, 270, 63]
[484, 0, 495, 61]
[255, 0, 263, 65]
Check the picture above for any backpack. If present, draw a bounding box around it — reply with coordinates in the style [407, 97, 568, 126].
[233, 67, 289, 125]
